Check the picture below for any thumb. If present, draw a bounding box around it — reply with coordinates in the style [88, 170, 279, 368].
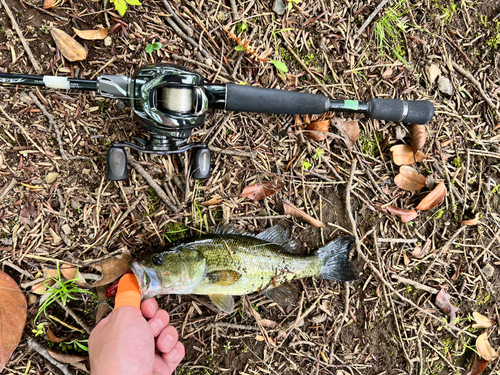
[114, 273, 141, 311]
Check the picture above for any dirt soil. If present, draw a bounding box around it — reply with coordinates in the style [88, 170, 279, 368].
[1, 0, 500, 374]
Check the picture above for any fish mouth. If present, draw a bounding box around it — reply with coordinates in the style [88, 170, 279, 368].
[131, 262, 162, 300]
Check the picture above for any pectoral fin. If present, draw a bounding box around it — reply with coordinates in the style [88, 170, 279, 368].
[262, 283, 297, 305]
[209, 294, 235, 313]
[207, 270, 242, 286]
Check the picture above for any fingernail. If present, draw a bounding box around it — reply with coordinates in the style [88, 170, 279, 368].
[150, 319, 162, 336]
[163, 335, 173, 350]
[169, 349, 178, 358]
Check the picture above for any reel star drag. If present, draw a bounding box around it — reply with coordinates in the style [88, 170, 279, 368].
[0, 63, 435, 181]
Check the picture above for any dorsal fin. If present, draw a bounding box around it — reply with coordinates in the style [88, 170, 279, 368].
[256, 224, 298, 253]
[214, 221, 251, 236]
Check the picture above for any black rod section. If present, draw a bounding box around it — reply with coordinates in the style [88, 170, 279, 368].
[0, 73, 97, 91]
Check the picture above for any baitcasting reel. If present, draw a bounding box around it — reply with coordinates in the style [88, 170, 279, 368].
[0, 63, 435, 181]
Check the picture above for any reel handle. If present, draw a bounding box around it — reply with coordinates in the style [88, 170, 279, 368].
[191, 145, 211, 180]
[107, 146, 129, 181]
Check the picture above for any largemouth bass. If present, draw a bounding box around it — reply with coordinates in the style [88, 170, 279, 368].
[131, 224, 358, 313]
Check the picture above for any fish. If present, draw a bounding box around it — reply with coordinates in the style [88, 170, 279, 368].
[131, 224, 359, 313]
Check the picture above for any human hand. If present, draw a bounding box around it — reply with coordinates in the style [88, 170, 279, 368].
[89, 275, 184, 375]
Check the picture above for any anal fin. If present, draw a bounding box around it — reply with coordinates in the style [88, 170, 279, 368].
[262, 283, 297, 305]
[209, 294, 235, 313]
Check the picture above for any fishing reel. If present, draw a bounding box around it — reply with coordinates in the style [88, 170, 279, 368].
[0, 63, 436, 183]
[97, 64, 212, 181]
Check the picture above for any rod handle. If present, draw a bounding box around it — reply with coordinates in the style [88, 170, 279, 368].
[225, 83, 330, 115]
[366, 98, 435, 124]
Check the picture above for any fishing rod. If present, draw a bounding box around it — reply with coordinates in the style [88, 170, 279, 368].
[0, 63, 435, 181]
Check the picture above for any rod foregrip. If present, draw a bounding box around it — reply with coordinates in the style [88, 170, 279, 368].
[225, 83, 330, 115]
[366, 98, 434, 124]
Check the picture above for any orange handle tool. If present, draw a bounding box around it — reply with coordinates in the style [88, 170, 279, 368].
[114, 273, 141, 311]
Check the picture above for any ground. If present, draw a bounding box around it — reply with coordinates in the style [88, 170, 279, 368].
[0, 0, 500, 374]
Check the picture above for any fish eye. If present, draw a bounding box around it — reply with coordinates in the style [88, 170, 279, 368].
[152, 255, 163, 266]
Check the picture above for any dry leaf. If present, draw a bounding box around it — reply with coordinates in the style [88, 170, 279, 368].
[43, 0, 57, 8]
[31, 279, 55, 294]
[259, 319, 278, 329]
[425, 63, 441, 84]
[477, 331, 498, 361]
[306, 120, 330, 141]
[390, 145, 426, 165]
[0, 271, 27, 371]
[47, 327, 72, 344]
[412, 239, 431, 259]
[47, 350, 88, 364]
[382, 67, 393, 78]
[472, 312, 495, 329]
[283, 200, 325, 228]
[411, 124, 426, 154]
[386, 205, 418, 223]
[403, 253, 410, 268]
[240, 179, 284, 201]
[50, 28, 87, 62]
[255, 335, 266, 342]
[458, 215, 480, 226]
[394, 166, 426, 191]
[332, 119, 359, 150]
[90, 254, 133, 287]
[435, 286, 458, 327]
[467, 353, 489, 375]
[202, 196, 224, 206]
[415, 182, 447, 211]
[60, 265, 91, 287]
[73, 27, 108, 40]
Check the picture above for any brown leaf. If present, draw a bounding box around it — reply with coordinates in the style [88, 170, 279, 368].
[283, 200, 325, 228]
[59, 265, 90, 287]
[467, 353, 489, 375]
[390, 145, 426, 165]
[415, 182, 447, 211]
[403, 253, 410, 268]
[73, 27, 108, 40]
[47, 350, 88, 364]
[332, 119, 359, 150]
[411, 124, 426, 154]
[43, 0, 57, 8]
[19, 204, 31, 227]
[435, 286, 458, 327]
[240, 179, 284, 201]
[412, 239, 431, 259]
[386, 205, 418, 223]
[90, 254, 133, 287]
[472, 312, 495, 329]
[394, 166, 426, 191]
[50, 28, 87, 62]
[259, 319, 278, 329]
[382, 67, 393, 78]
[0, 270, 27, 371]
[31, 279, 55, 294]
[201, 196, 224, 206]
[96, 303, 112, 324]
[477, 331, 498, 361]
[47, 327, 72, 344]
[306, 120, 330, 141]
[458, 215, 480, 226]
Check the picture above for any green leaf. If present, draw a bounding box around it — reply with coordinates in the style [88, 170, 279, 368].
[110, 0, 128, 16]
[234, 45, 245, 52]
[152, 42, 163, 50]
[270, 59, 288, 73]
[145, 44, 154, 53]
[126, 0, 141, 5]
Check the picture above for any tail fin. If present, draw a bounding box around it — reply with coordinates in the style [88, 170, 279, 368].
[316, 236, 358, 281]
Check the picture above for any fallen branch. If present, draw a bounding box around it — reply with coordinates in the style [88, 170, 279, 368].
[452, 61, 498, 110]
[127, 154, 178, 212]
[0, 178, 17, 202]
[353, 0, 391, 41]
[56, 300, 91, 334]
[391, 274, 439, 294]
[27, 338, 75, 375]
[0, 0, 42, 74]
[28, 92, 68, 161]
